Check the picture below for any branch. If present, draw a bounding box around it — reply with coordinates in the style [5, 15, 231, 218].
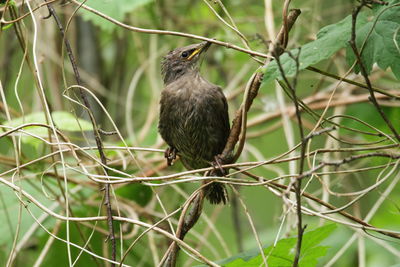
[68, 0, 271, 60]
[348, 0, 400, 143]
[239, 169, 400, 240]
[44, 2, 116, 264]
[273, 43, 305, 267]
[163, 191, 205, 267]
[220, 9, 301, 164]
[306, 66, 400, 100]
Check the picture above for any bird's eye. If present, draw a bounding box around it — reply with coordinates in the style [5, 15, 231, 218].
[181, 51, 189, 58]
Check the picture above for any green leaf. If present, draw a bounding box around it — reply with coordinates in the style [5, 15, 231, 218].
[301, 223, 336, 251]
[346, 0, 400, 80]
[2, 111, 93, 147]
[3, 111, 93, 132]
[1, 1, 16, 30]
[79, 0, 154, 32]
[221, 224, 336, 267]
[0, 0, 15, 6]
[1, 23, 13, 31]
[52, 111, 93, 131]
[0, 180, 54, 247]
[263, 13, 367, 84]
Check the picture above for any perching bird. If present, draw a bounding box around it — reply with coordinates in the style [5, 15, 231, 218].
[158, 41, 230, 204]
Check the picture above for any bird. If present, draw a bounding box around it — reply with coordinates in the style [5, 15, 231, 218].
[158, 41, 230, 204]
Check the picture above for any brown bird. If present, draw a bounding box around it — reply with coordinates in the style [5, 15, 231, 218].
[158, 41, 230, 204]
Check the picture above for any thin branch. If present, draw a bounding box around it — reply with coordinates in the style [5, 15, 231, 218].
[273, 46, 306, 267]
[306, 66, 400, 99]
[67, 0, 271, 60]
[163, 191, 205, 267]
[239, 169, 400, 240]
[348, 0, 400, 143]
[44, 2, 116, 264]
[220, 9, 301, 163]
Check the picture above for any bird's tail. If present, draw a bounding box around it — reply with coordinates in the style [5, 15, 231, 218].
[204, 181, 228, 205]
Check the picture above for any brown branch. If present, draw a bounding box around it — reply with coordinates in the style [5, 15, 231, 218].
[290, 151, 399, 182]
[221, 72, 263, 162]
[0, 0, 59, 21]
[240, 169, 400, 239]
[323, 151, 400, 167]
[44, 2, 116, 264]
[266, 6, 307, 265]
[220, 9, 301, 164]
[67, 0, 270, 60]
[273, 43, 305, 267]
[247, 89, 397, 130]
[162, 191, 205, 267]
[306, 66, 400, 100]
[368, 0, 389, 4]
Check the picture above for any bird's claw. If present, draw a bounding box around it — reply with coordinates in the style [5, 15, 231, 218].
[164, 147, 177, 166]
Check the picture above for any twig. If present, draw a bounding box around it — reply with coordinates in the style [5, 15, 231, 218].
[163, 189, 205, 267]
[323, 152, 400, 167]
[273, 47, 306, 267]
[220, 9, 301, 164]
[306, 66, 400, 99]
[247, 88, 398, 129]
[44, 2, 117, 264]
[348, 0, 400, 143]
[271, 6, 307, 263]
[230, 186, 267, 266]
[67, 0, 271, 60]
[99, 129, 118, 135]
[239, 169, 400, 239]
[231, 189, 244, 252]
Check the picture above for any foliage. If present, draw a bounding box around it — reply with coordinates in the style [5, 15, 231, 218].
[264, 0, 400, 83]
[346, 0, 400, 79]
[263, 14, 367, 83]
[0, 181, 53, 247]
[216, 224, 336, 267]
[2, 111, 92, 147]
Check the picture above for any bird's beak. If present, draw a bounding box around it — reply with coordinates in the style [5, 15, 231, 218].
[187, 41, 212, 60]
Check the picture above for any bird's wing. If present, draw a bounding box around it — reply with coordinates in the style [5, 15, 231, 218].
[218, 86, 231, 147]
[206, 85, 230, 154]
[158, 90, 177, 149]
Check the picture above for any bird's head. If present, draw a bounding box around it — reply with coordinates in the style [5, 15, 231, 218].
[161, 41, 211, 85]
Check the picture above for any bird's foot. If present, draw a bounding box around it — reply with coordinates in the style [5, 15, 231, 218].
[164, 147, 177, 166]
[211, 155, 227, 176]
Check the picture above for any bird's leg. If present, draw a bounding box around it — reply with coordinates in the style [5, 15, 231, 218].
[211, 155, 227, 176]
[164, 147, 177, 166]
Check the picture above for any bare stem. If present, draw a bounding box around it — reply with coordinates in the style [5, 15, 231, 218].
[44, 2, 116, 264]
